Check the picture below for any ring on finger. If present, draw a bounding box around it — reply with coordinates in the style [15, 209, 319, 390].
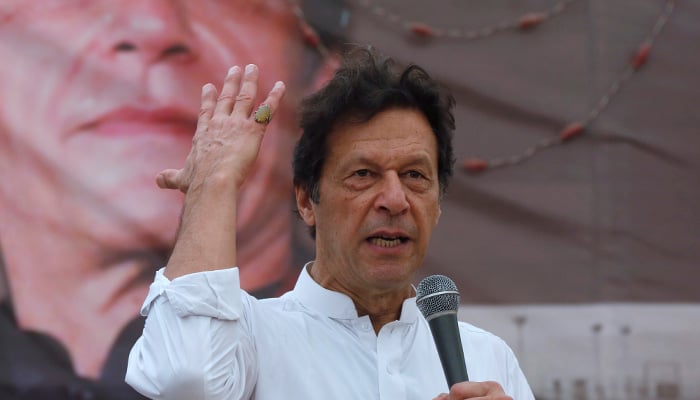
[253, 104, 272, 124]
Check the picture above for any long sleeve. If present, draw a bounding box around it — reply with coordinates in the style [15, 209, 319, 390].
[126, 267, 258, 400]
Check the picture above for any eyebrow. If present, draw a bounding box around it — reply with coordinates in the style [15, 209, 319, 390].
[342, 153, 436, 172]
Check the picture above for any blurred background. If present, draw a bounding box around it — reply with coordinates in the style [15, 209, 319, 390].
[1, 0, 698, 399]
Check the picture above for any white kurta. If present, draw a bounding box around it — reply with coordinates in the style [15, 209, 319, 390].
[126, 264, 535, 400]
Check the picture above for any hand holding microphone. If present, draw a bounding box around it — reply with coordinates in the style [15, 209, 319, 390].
[432, 381, 512, 400]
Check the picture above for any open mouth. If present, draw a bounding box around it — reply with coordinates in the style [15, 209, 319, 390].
[368, 236, 408, 248]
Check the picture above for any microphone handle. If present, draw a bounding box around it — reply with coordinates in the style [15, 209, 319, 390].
[428, 313, 469, 387]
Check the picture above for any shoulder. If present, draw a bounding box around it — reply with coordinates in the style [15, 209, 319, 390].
[456, 321, 518, 374]
[239, 291, 298, 324]
[457, 320, 510, 348]
[456, 321, 534, 399]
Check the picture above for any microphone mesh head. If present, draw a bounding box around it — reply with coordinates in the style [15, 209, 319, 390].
[416, 275, 460, 319]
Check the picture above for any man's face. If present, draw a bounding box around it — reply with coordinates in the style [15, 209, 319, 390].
[0, 0, 303, 251]
[302, 108, 442, 293]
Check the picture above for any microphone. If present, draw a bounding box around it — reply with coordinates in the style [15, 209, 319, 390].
[416, 274, 469, 387]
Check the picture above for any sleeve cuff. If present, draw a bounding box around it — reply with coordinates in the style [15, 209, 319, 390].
[140, 267, 243, 321]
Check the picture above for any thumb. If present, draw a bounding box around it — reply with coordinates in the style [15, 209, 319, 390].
[156, 169, 185, 191]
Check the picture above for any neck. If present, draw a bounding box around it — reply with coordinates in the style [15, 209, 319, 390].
[307, 262, 414, 334]
[0, 212, 159, 379]
[354, 287, 414, 334]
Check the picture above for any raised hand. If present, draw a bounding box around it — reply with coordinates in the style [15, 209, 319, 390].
[156, 64, 286, 194]
[160, 64, 286, 279]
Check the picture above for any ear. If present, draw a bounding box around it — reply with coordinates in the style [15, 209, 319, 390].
[295, 185, 316, 228]
[435, 205, 442, 226]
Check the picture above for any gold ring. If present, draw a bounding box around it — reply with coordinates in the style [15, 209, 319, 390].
[254, 104, 271, 124]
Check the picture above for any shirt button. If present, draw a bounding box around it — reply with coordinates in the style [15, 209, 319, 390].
[386, 365, 395, 374]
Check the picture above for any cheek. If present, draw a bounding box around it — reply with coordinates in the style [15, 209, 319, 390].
[190, 7, 302, 77]
[0, 46, 74, 144]
[414, 200, 441, 235]
[0, 125, 60, 172]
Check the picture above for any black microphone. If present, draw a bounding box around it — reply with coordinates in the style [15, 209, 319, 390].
[416, 274, 469, 387]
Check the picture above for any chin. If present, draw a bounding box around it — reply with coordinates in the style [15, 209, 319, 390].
[85, 192, 183, 251]
[94, 218, 179, 253]
[368, 266, 416, 289]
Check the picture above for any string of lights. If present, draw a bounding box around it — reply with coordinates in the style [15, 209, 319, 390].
[289, 0, 676, 173]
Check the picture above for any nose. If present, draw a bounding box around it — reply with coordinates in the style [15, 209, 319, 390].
[376, 172, 410, 216]
[98, 0, 196, 65]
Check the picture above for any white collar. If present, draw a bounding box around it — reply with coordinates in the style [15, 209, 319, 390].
[291, 261, 420, 324]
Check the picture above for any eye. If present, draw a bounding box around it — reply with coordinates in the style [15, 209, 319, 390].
[405, 170, 425, 179]
[354, 169, 371, 177]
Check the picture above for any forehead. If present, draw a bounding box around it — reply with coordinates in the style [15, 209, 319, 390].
[326, 108, 438, 166]
[0, 0, 293, 21]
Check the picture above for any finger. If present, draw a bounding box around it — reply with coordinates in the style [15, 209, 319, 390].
[448, 381, 508, 400]
[231, 64, 259, 118]
[156, 169, 184, 191]
[480, 381, 507, 397]
[254, 80, 286, 125]
[196, 83, 218, 134]
[214, 66, 242, 115]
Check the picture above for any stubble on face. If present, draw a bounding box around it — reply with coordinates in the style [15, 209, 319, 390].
[305, 108, 442, 301]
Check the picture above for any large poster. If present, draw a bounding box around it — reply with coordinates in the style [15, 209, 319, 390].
[1, 1, 698, 399]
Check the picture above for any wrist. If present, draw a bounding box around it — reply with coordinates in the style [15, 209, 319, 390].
[188, 169, 242, 199]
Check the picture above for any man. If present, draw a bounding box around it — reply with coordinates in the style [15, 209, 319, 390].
[126, 47, 534, 399]
[0, 0, 340, 398]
